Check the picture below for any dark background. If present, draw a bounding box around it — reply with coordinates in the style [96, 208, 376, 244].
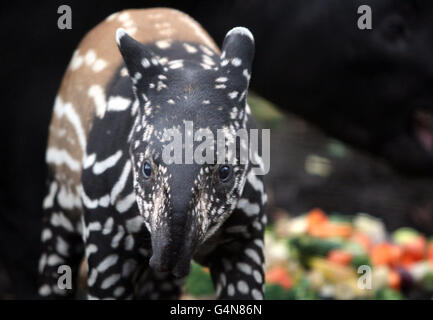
[1, 0, 433, 298]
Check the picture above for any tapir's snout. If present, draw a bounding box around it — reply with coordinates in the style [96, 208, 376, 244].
[149, 252, 192, 278]
[148, 243, 193, 278]
[149, 211, 198, 278]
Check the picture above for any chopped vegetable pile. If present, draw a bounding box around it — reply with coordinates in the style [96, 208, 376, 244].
[183, 209, 433, 299]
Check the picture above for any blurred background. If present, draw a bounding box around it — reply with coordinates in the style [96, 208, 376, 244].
[1, 0, 433, 299]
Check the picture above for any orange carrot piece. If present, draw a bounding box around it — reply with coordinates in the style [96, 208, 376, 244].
[327, 250, 353, 266]
[388, 269, 401, 290]
[399, 236, 426, 267]
[370, 243, 402, 267]
[309, 222, 352, 238]
[266, 266, 293, 289]
[306, 208, 328, 227]
[351, 233, 372, 251]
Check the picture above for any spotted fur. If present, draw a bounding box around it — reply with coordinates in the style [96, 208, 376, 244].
[38, 8, 267, 300]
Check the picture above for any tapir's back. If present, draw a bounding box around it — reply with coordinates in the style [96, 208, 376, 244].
[46, 8, 219, 193]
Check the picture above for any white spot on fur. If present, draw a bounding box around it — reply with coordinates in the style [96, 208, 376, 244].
[126, 216, 144, 233]
[50, 212, 74, 232]
[43, 181, 58, 209]
[83, 153, 96, 169]
[46, 148, 80, 171]
[124, 235, 134, 251]
[102, 217, 114, 235]
[56, 236, 69, 256]
[114, 286, 125, 297]
[215, 77, 228, 83]
[156, 40, 171, 49]
[183, 43, 198, 53]
[47, 254, 64, 266]
[253, 270, 262, 283]
[141, 58, 151, 68]
[88, 85, 106, 118]
[69, 50, 83, 70]
[245, 248, 261, 265]
[93, 59, 107, 72]
[237, 280, 249, 294]
[42, 229, 52, 242]
[53, 97, 86, 151]
[101, 274, 121, 289]
[84, 50, 96, 65]
[118, 12, 130, 22]
[168, 60, 183, 69]
[39, 285, 51, 296]
[231, 57, 242, 67]
[243, 69, 251, 81]
[110, 161, 132, 204]
[227, 284, 235, 296]
[252, 289, 263, 300]
[111, 226, 125, 248]
[116, 192, 136, 213]
[228, 91, 239, 99]
[236, 198, 260, 216]
[97, 254, 118, 272]
[236, 262, 252, 275]
[87, 269, 98, 286]
[93, 150, 123, 175]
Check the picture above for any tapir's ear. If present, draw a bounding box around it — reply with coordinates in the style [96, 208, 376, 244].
[220, 27, 255, 78]
[116, 28, 162, 86]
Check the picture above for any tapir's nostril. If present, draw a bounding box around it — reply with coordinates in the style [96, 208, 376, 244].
[172, 260, 191, 278]
[149, 255, 169, 273]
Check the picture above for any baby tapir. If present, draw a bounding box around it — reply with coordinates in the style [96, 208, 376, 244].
[38, 8, 267, 300]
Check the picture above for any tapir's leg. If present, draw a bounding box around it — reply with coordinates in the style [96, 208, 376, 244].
[38, 173, 85, 299]
[209, 228, 265, 299]
[209, 176, 267, 300]
[85, 234, 138, 299]
[83, 204, 150, 300]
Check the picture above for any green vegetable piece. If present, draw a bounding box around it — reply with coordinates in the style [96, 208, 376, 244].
[351, 255, 371, 269]
[420, 272, 433, 293]
[290, 236, 343, 267]
[329, 214, 352, 223]
[392, 227, 420, 245]
[264, 284, 296, 300]
[184, 262, 215, 297]
[292, 278, 317, 300]
[374, 288, 405, 300]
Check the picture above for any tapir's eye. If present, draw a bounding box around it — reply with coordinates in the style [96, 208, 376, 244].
[218, 165, 232, 182]
[142, 162, 152, 179]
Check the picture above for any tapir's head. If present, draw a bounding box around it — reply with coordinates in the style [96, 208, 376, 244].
[116, 27, 255, 277]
